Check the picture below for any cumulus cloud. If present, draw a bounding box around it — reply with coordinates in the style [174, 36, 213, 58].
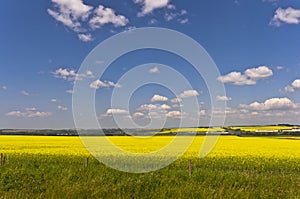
[47, 0, 92, 31]
[134, 0, 170, 16]
[137, 104, 158, 111]
[216, 95, 232, 101]
[160, 104, 171, 110]
[244, 66, 273, 80]
[137, 103, 171, 112]
[52, 68, 78, 81]
[291, 79, 300, 88]
[284, 79, 300, 93]
[106, 109, 129, 115]
[166, 111, 181, 118]
[217, 72, 255, 85]
[151, 94, 168, 102]
[171, 98, 182, 103]
[284, 85, 295, 93]
[78, 33, 93, 42]
[178, 90, 199, 98]
[217, 66, 273, 85]
[89, 5, 128, 29]
[48, 1, 129, 41]
[57, 105, 68, 111]
[240, 97, 297, 111]
[6, 108, 52, 118]
[199, 110, 206, 116]
[89, 80, 121, 89]
[270, 7, 300, 27]
[132, 112, 145, 118]
[53, 68, 95, 81]
[149, 66, 159, 73]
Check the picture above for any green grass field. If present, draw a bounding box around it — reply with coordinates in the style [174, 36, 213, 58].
[0, 136, 300, 198]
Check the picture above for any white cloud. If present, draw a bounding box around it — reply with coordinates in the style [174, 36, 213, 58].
[284, 79, 300, 93]
[137, 103, 170, 112]
[132, 112, 145, 118]
[167, 4, 176, 10]
[217, 72, 255, 85]
[51, 99, 57, 103]
[164, 9, 187, 22]
[270, 7, 300, 27]
[66, 89, 74, 94]
[53, 68, 95, 81]
[57, 105, 68, 111]
[178, 90, 199, 98]
[21, 90, 30, 96]
[78, 33, 93, 42]
[291, 79, 300, 88]
[134, 0, 170, 16]
[48, 1, 129, 42]
[276, 66, 284, 70]
[47, 0, 92, 31]
[2, 86, 7, 90]
[106, 109, 129, 115]
[149, 66, 159, 73]
[244, 66, 273, 80]
[151, 94, 168, 102]
[148, 18, 158, 25]
[171, 98, 182, 103]
[6, 108, 52, 118]
[89, 80, 121, 89]
[284, 85, 295, 93]
[25, 107, 37, 111]
[89, 5, 128, 29]
[178, 18, 188, 24]
[240, 97, 297, 111]
[86, 70, 94, 78]
[137, 104, 158, 111]
[217, 66, 273, 85]
[199, 110, 206, 116]
[216, 95, 232, 101]
[53, 68, 78, 81]
[166, 110, 181, 118]
[160, 104, 171, 110]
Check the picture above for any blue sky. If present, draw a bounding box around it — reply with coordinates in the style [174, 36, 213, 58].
[1, 0, 300, 128]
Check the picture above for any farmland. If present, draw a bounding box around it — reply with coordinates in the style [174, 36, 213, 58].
[0, 135, 300, 198]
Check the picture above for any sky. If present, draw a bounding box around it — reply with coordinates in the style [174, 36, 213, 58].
[1, 0, 300, 129]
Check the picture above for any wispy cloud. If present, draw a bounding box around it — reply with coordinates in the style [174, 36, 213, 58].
[6, 108, 52, 118]
[21, 90, 30, 96]
[57, 105, 68, 111]
[149, 66, 160, 73]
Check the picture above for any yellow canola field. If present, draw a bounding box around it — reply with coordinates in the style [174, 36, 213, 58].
[0, 135, 299, 159]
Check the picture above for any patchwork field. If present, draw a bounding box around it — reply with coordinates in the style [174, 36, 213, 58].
[0, 135, 299, 198]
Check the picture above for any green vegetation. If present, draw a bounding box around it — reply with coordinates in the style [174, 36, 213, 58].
[0, 135, 300, 198]
[0, 154, 299, 198]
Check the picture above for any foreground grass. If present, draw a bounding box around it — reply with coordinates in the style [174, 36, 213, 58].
[0, 154, 299, 199]
[0, 136, 300, 198]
